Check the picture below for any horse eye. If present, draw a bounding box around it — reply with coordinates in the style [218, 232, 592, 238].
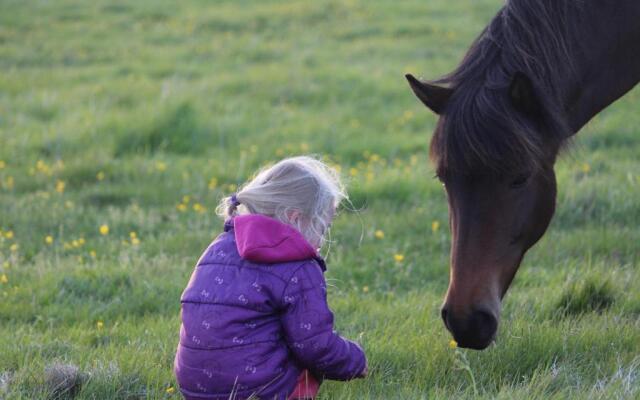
[509, 173, 530, 189]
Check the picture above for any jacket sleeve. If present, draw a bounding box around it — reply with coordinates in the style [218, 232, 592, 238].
[279, 262, 367, 381]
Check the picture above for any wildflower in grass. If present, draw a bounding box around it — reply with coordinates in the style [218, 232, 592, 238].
[96, 171, 105, 181]
[99, 224, 109, 235]
[193, 203, 206, 213]
[89, 250, 96, 258]
[155, 161, 167, 172]
[96, 321, 104, 329]
[130, 232, 141, 246]
[72, 240, 80, 248]
[449, 339, 458, 349]
[0, 274, 7, 284]
[45, 235, 54, 245]
[394, 254, 404, 263]
[227, 183, 237, 192]
[65, 200, 74, 209]
[208, 178, 218, 190]
[5, 230, 13, 239]
[0, 160, 5, 169]
[581, 163, 591, 173]
[432, 221, 440, 233]
[4, 176, 14, 189]
[78, 238, 85, 246]
[182, 195, 191, 204]
[374, 230, 385, 239]
[176, 203, 187, 212]
[55, 180, 65, 193]
[366, 172, 374, 182]
[10, 244, 18, 252]
[349, 168, 358, 177]
[362, 286, 369, 293]
[166, 386, 175, 394]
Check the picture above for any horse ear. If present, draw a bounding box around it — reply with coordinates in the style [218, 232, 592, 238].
[509, 72, 541, 116]
[405, 74, 453, 115]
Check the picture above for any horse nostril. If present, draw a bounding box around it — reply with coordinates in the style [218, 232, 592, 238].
[470, 309, 497, 340]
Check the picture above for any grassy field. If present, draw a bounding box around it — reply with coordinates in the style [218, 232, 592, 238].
[1, 0, 639, 398]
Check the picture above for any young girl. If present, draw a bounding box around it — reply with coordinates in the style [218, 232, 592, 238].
[174, 156, 367, 400]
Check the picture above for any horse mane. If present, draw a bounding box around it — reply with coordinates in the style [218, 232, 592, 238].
[430, 0, 584, 177]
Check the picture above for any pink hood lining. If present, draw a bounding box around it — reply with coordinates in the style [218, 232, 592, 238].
[231, 214, 321, 265]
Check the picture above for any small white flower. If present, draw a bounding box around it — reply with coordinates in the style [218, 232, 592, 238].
[214, 276, 224, 284]
[238, 294, 248, 304]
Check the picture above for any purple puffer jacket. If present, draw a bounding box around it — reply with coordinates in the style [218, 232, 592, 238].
[174, 214, 367, 400]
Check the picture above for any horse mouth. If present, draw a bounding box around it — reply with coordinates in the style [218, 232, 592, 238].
[442, 307, 498, 350]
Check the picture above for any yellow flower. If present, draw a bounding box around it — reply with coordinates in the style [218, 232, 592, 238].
[10, 244, 18, 252]
[182, 195, 190, 204]
[155, 161, 167, 172]
[374, 230, 385, 239]
[581, 163, 591, 174]
[45, 235, 54, 245]
[55, 180, 65, 193]
[89, 250, 97, 258]
[208, 178, 218, 190]
[193, 203, 206, 213]
[131, 237, 140, 246]
[394, 254, 404, 263]
[449, 339, 458, 349]
[166, 386, 175, 394]
[65, 200, 74, 209]
[432, 221, 440, 233]
[96, 321, 104, 329]
[72, 240, 80, 248]
[362, 286, 369, 293]
[96, 171, 105, 181]
[349, 168, 358, 177]
[5, 230, 14, 239]
[4, 176, 14, 189]
[129, 231, 137, 239]
[78, 238, 85, 246]
[0, 160, 5, 169]
[99, 224, 109, 235]
[0, 274, 8, 284]
[176, 203, 187, 212]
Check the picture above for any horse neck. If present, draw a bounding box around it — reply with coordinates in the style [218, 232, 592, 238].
[563, 1, 640, 134]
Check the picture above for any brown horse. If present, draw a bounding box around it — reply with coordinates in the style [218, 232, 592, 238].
[406, 0, 640, 349]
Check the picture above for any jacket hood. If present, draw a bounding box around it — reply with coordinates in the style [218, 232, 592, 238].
[227, 214, 324, 267]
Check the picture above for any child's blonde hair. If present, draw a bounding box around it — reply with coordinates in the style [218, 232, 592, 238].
[216, 156, 346, 247]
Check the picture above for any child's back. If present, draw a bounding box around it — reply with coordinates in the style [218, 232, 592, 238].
[175, 213, 366, 400]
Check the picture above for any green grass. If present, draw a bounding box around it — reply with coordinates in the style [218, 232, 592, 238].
[0, 0, 639, 398]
